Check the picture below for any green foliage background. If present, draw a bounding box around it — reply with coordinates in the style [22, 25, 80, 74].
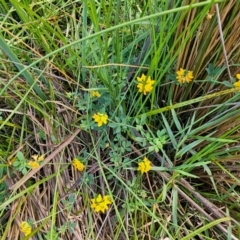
[0, 0, 240, 239]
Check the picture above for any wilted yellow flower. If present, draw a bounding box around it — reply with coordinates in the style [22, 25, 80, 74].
[176, 68, 194, 83]
[28, 161, 40, 169]
[72, 158, 85, 172]
[137, 157, 152, 174]
[31, 154, 44, 162]
[20, 221, 31, 236]
[92, 113, 108, 127]
[31, 154, 38, 161]
[206, 11, 214, 20]
[91, 194, 112, 213]
[91, 91, 101, 97]
[38, 154, 45, 161]
[137, 73, 155, 95]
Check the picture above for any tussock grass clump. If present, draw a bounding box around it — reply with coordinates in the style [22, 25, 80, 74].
[0, 0, 240, 239]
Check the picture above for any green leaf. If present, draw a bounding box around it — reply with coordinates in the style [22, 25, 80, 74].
[192, 135, 237, 143]
[22, 168, 28, 175]
[16, 151, 25, 161]
[140, 114, 146, 124]
[174, 170, 199, 178]
[135, 137, 144, 142]
[13, 161, 20, 167]
[222, 81, 233, 88]
[108, 123, 118, 128]
[206, 63, 221, 76]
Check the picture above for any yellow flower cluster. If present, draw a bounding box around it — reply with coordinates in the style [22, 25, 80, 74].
[233, 74, 240, 91]
[72, 158, 85, 172]
[28, 161, 40, 169]
[137, 73, 155, 95]
[20, 221, 31, 236]
[91, 91, 101, 97]
[90, 194, 112, 213]
[137, 157, 152, 174]
[28, 154, 45, 169]
[176, 68, 194, 83]
[92, 113, 108, 127]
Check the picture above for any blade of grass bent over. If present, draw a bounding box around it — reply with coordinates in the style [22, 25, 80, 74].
[0, 34, 48, 101]
[137, 88, 235, 118]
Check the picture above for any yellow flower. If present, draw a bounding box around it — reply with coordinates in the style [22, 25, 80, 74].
[137, 157, 152, 174]
[27, 154, 45, 169]
[234, 74, 240, 91]
[234, 80, 240, 92]
[28, 161, 40, 169]
[20, 221, 31, 236]
[91, 194, 112, 213]
[137, 73, 155, 95]
[72, 158, 85, 172]
[91, 91, 101, 97]
[92, 113, 108, 127]
[176, 68, 194, 83]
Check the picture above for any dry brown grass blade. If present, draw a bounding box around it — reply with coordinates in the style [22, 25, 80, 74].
[215, 3, 231, 81]
[9, 128, 81, 191]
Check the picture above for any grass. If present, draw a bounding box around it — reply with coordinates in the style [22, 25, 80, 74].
[1, 0, 240, 239]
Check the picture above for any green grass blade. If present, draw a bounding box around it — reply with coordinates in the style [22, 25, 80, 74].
[0, 34, 48, 101]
